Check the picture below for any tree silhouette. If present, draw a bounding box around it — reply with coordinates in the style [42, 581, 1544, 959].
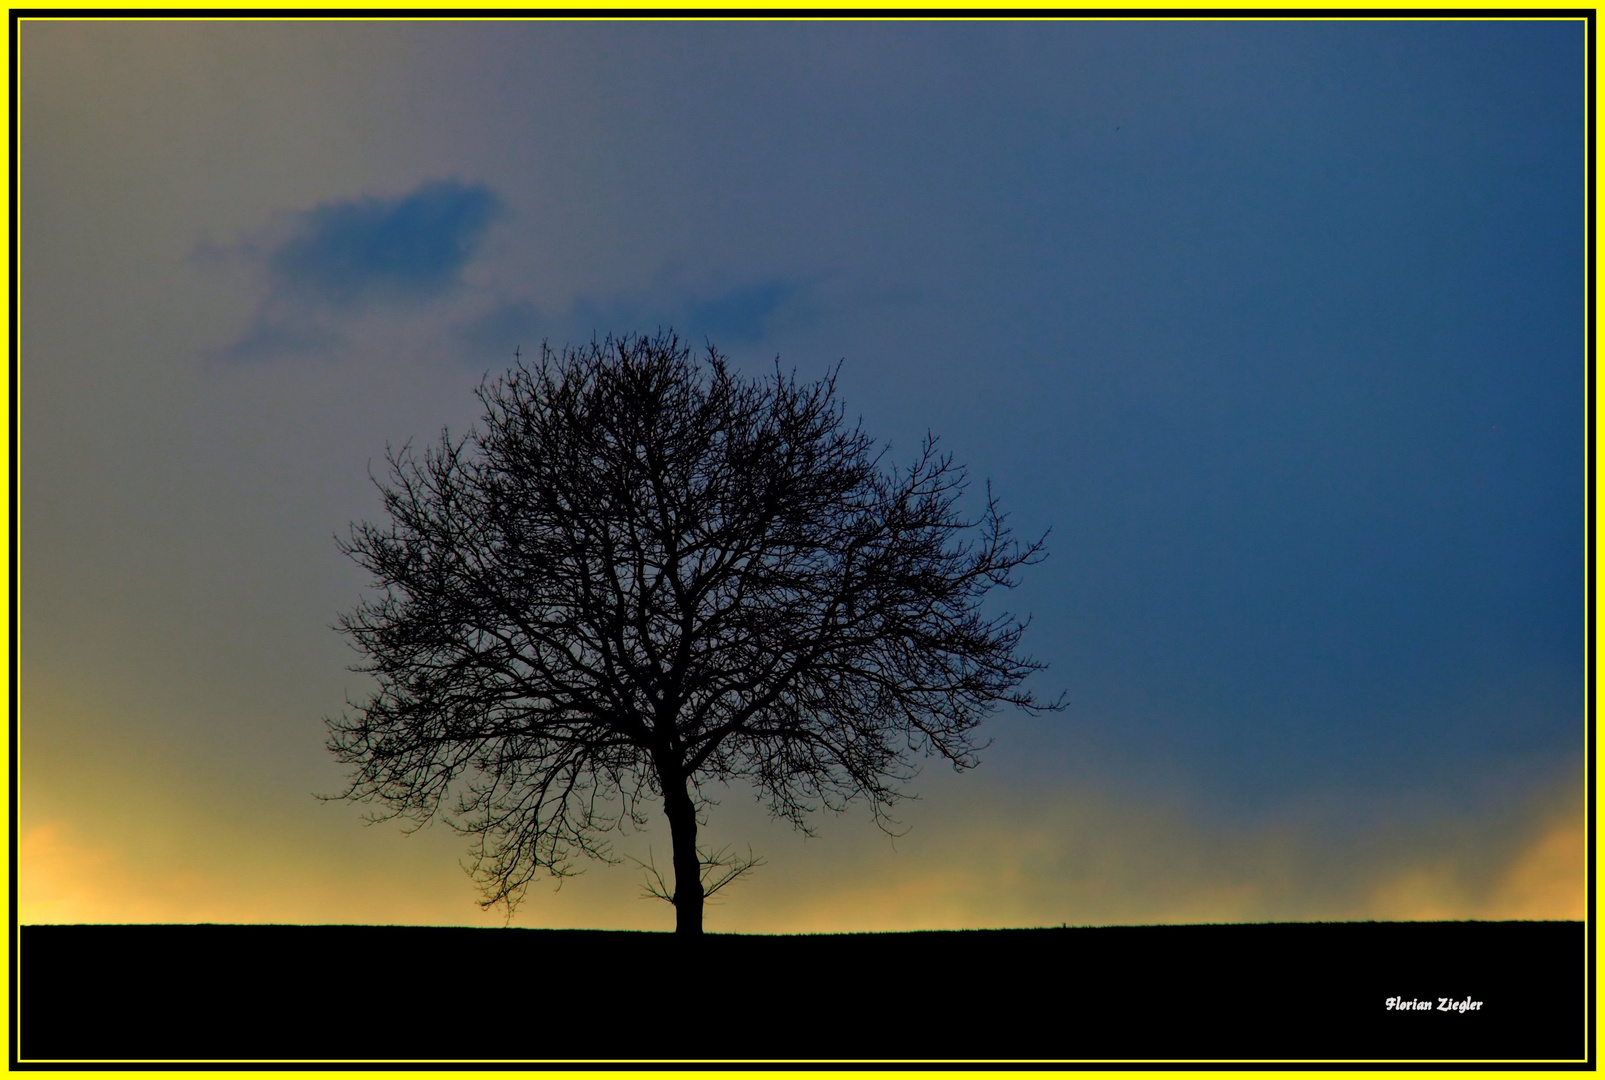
[327, 331, 1060, 934]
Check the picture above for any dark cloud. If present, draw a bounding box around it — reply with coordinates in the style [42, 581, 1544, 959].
[456, 278, 814, 367]
[210, 180, 503, 361]
[214, 321, 337, 364]
[270, 180, 501, 305]
[680, 280, 806, 343]
[454, 300, 549, 366]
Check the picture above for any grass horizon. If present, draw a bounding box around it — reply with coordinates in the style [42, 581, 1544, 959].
[18, 915, 1583, 932]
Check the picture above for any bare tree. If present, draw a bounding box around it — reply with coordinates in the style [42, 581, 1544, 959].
[327, 331, 1061, 934]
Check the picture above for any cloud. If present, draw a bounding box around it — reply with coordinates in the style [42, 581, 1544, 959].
[454, 299, 550, 365]
[1366, 809, 1587, 922]
[23, 667, 1582, 932]
[18, 820, 502, 926]
[206, 180, 503, 361]
[670, 278, 809, 344]
[19, 769, 1584, 931]
[210, 320, 339, 364]
[455, 277, 815, 366]
[675, 764, 1588, 933]
[269, 180, 502, 306]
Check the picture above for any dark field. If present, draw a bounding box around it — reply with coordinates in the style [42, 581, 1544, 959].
[17, 920, 1589, 1064]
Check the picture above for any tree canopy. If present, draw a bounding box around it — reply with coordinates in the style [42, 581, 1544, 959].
[328, 331, 1060, 933]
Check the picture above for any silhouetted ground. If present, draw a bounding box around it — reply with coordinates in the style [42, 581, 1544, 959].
[16, 921, 1588, 1064]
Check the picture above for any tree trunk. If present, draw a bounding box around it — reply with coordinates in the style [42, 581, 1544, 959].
[661, 776, 704, 935]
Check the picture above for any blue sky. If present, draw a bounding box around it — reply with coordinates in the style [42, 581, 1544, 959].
[18, 19, 1586, 929]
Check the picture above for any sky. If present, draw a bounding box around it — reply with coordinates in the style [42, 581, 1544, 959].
[17, 18, 1588, 931]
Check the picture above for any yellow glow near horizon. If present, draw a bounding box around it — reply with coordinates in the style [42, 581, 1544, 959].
[1367, 811, 1587, 923]
[20, 774, 1587, 931]
[19, 670, 1588, 931]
